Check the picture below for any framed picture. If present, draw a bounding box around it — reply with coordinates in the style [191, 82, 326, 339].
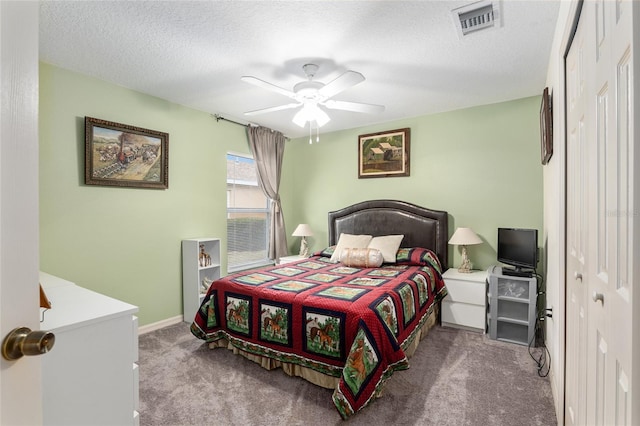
[358, 128, 410, 178]
[85, 117, 169, 189]
[540, 87, 553, 165]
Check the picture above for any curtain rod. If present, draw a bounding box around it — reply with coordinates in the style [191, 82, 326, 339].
[213, 114, 290, 140]
[213, 114, 249, 127]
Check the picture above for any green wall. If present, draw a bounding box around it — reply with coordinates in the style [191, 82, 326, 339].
[280, 97, 543, 272]
[39, 63, 249, 325]
[39, 63, 542, 326]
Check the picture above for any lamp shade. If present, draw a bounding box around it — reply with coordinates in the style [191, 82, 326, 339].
[448, 227, 482, 245]
[292, 224, 313, 237]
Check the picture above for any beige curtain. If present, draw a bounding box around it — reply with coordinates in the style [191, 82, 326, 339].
[246, 126, 288, 260]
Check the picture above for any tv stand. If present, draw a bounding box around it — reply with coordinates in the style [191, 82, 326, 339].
[487, 266, 537, 346]
[501, 267, 533, 278]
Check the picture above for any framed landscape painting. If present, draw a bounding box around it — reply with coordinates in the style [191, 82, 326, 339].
[85, 117, 169, 189]
[358, 128, 410, 178]
[540, 87, 553, 165]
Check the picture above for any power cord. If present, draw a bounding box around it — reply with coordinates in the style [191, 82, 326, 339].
[529, 314, 551, 377]
[528, 267, 551, 377]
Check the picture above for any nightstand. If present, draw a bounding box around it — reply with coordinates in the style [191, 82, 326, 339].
[278, 255, 306, 265]
[441, 268, 488, 332]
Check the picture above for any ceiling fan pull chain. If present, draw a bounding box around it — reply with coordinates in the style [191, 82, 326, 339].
[316, 125, 320, 143]
[308, 124, 312, 144]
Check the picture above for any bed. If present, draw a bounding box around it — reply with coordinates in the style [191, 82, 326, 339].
[191, 199, 449, 419]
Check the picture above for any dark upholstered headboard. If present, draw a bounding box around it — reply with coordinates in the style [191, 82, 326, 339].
[328, 200, 448, 268]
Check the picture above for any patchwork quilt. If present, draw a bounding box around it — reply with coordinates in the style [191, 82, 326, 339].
[191, 247, 447, 419]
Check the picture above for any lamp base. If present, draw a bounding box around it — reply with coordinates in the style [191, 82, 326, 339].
[457, 245, 473, 273]
[298, 237, 309, 258]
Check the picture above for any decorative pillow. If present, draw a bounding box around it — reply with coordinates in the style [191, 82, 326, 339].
[315, 245, 335, 258]
[396, 247, 443, 274]
[330, 233, 373, 263]
[339, 248, 384, 268]
[367, 235, 404, 263]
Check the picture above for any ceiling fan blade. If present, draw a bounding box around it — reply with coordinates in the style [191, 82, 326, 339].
[244, 102, 301, 116]
[322, 100, 385, 114]
[241, 76, 296, 99]
[318, 70, 365, 99]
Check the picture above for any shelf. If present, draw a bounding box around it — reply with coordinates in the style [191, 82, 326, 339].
[183, 238, 221, 322]
[496, 316, 528, 326]
[199, 263, 221, 271]
[496, 283, 529, 300]
[496, 321, 529, 345]
[487, 266, 537, 346]
[497, 337, 529, 346]
[497, 299, 529, 322]
[496, 295, 530, 303]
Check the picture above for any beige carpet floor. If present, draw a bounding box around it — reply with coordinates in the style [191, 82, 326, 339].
[138, 322, 557, 425]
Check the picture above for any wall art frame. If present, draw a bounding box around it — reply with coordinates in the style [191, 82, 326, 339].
[540, 87, 553, 165]
[85, 116, 169, 189]
[358, 128, 410, 178]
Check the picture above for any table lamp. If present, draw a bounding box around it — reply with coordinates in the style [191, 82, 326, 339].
[448, 227, 482, 273]
[292, 224, 313, 257]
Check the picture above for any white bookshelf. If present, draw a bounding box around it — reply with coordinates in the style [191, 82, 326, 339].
[182, 238, 221, 322]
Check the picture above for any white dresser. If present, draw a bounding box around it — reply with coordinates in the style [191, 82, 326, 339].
[39, 272, 139, 426]
[441, 268, 488, 332]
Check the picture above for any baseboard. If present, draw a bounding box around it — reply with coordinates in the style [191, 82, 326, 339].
[549, 366, 563, 425]
[138, 315, 183, 335]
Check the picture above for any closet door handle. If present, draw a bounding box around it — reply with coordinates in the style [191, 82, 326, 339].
[574, 271, 583, 281]
[592, 292, 604, 304]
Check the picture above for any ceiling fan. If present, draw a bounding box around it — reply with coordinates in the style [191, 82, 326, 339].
[241, 63, 385, 129]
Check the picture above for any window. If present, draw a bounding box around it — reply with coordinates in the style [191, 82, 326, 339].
[226, 153, 271, 271]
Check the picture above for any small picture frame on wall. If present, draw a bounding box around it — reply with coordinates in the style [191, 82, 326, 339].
[358, 128, 410, 178]
[540, 87, 553, 165]
[85, 117, 169, 189]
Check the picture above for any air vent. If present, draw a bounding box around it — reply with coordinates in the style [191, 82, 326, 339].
[452, 1, 501, 37]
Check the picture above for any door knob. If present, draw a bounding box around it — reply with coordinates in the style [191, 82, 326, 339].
[2, 327, 55, 360]
[592, 292, 604, 304]
[574, 271, 583, 281]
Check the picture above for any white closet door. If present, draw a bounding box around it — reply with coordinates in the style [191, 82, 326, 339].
[586, 0, 634, 424]
[565, 1, 635, 425]
[565, 7, 590, 424]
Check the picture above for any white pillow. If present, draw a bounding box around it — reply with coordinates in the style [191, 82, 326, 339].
[367, 235, 404, 263]
[330, 233, 373, 263]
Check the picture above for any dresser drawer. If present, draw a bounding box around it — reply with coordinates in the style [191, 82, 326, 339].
[442, 301, 486, 331]
[444, 278, 486, 305]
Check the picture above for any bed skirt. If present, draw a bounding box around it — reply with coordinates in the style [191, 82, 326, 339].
[208, 304, 440, 391]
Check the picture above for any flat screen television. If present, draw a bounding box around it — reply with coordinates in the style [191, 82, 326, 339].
[497, 228, 538, 276]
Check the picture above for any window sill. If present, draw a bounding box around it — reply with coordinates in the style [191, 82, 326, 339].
[228, 260, 274, 274]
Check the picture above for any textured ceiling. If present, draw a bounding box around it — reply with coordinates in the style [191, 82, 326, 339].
[39, 1, 561, 139]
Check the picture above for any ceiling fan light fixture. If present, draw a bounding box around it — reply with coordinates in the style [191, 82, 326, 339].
[292, 108, 308, 127]
[292, 103, 330, 128]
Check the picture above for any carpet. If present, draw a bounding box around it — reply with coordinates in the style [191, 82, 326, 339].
[138, 322, 557, 425]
